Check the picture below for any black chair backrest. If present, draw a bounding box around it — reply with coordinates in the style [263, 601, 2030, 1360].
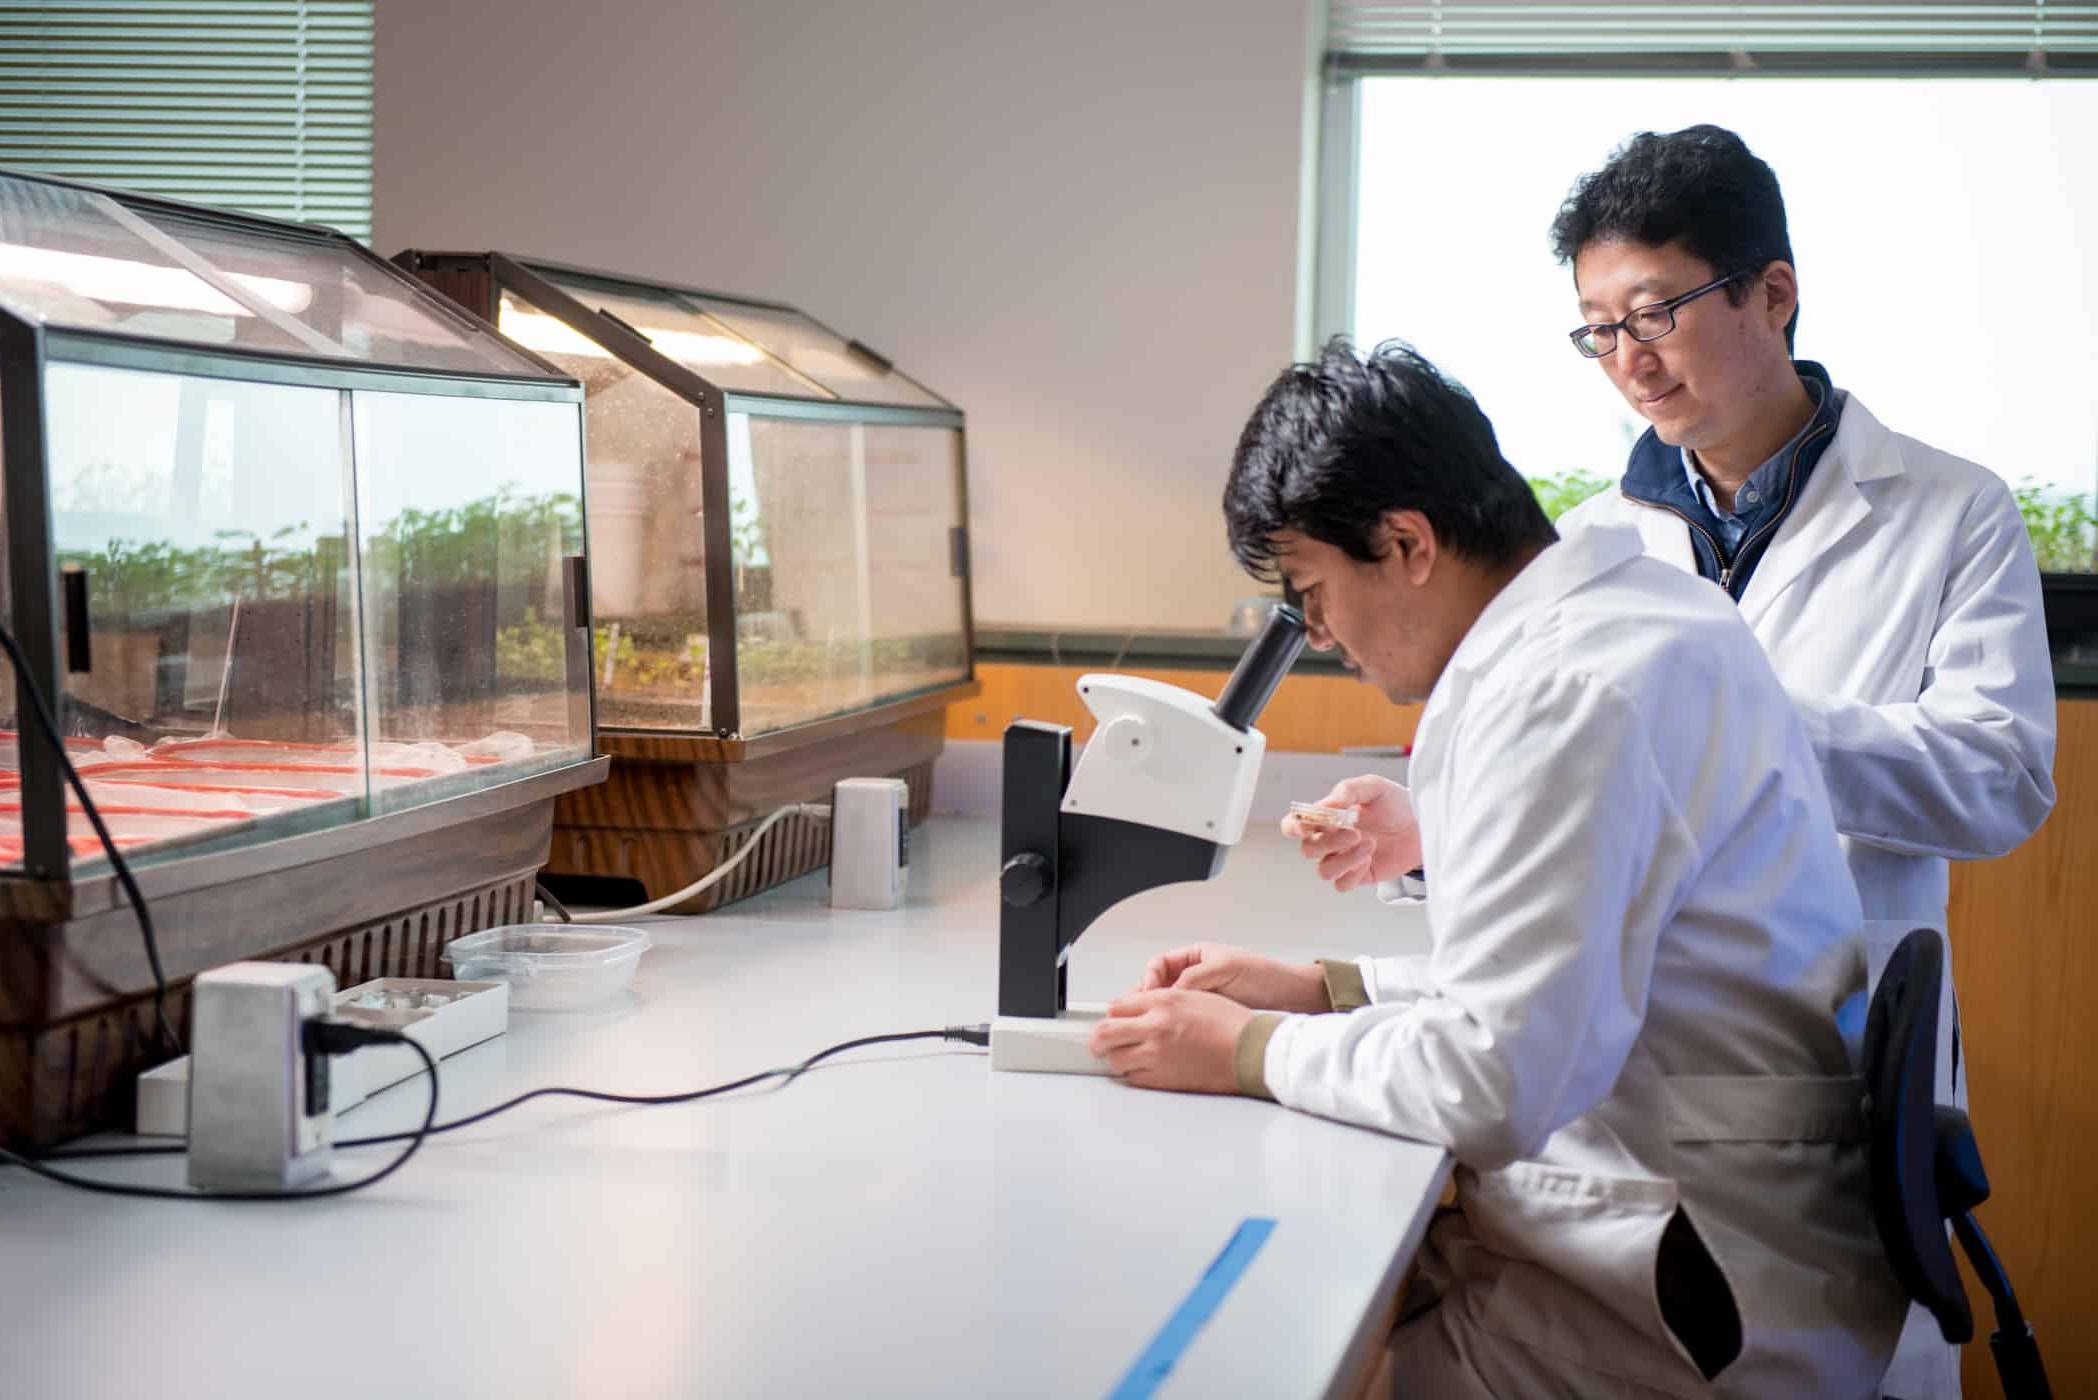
[1861, 927, 1973, 1344]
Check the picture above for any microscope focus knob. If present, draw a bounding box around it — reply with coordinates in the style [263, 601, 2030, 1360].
[1001, 852, 1052, 907]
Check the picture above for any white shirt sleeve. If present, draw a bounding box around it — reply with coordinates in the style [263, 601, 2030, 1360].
[1358, 952, 1431, 1004]
[1262, 669, 1702, 1170]
[1789, 477, 2056, 860]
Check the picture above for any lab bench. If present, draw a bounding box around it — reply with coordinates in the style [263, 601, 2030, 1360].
[0, 815, 1448, 1400]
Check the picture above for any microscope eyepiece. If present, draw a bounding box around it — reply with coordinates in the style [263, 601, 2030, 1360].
[1212, 603, 1307, 732]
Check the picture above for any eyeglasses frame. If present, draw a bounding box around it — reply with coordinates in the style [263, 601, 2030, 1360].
[1568, 268, 1755, 358]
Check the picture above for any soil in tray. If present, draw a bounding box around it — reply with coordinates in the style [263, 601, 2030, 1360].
[0, 730, 556, 864]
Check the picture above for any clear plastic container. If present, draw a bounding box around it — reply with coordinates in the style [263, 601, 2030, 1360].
[441, 926, 652, 1010]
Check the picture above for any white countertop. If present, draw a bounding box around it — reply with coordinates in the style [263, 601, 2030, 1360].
[0, 816, 1445, 1400]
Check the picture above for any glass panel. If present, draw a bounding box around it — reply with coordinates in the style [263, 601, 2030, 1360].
[41, 360, 364, 868]
[731, 413, 968, 736]
[497, 292, 713, 731]
[0, 385, 15, 871]
[353, 390, 589, 812]
[0, 173, 315, 354]
[862, 422, 969, 690]
[520, 271, 833, 400]
[687, 296, 944, 408]
[142, 213, 545, 376]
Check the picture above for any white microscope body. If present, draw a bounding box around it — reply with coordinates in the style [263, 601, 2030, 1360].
[1062, 677, 1266, 847]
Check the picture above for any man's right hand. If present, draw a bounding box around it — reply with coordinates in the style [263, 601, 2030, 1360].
[1134, 944, 1331, 1013]
[1280, 774, 1423, 893]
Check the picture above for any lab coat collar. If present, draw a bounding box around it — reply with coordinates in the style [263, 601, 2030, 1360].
[1437, 526, 1646, 688]
[1628, 502, 1699, 573]
[1736, 392, 1904, 627]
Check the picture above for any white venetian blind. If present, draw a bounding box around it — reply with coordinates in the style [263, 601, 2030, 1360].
[1328, 2, 2098, 71]
[0, 0, 372, 238]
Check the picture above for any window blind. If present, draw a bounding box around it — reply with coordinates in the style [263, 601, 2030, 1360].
[1328, 2, 2098, 74]
[0, 1, 372, 238]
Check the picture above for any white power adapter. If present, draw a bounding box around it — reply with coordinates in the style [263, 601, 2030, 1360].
[187, 961, 337, 1192]
[829, 776, 909, 910]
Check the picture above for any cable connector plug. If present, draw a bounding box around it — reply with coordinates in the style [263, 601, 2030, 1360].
[943, 1023, 991, 1047]
[299, 1018, 410, 1128]
[301, 1017, 401, 1059]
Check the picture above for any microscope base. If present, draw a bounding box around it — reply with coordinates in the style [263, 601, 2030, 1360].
[990, 1004, 1111, 1075]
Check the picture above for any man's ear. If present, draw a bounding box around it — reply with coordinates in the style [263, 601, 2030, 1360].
[1382, 509, 1438, 585]
[1760, 261, 1800, 335]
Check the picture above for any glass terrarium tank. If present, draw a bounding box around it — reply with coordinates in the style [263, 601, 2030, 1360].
[396, 252, 975, 910]
[0, 170, 606, 1146]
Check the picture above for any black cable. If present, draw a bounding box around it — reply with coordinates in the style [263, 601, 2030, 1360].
[534, 880, 574, 924]
[336, 1025, 989, 1149]
[0, 1027, 438, 1201]
[30, 1024, 993, 1163]
[777, 1027, 984, 1086]
[0, 622, 177, 1054]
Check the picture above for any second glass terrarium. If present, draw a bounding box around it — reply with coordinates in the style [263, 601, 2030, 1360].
[396, 251, 976, 910]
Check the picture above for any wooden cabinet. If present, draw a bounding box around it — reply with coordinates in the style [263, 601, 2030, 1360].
[1948, 698, 2098, 1398]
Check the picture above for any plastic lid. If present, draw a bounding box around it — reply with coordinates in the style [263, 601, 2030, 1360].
[441, 925, 652, 967]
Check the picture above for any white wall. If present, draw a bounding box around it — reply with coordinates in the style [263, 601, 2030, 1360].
[374, 0, 1317, 631]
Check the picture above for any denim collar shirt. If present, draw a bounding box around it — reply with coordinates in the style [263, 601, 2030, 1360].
[1680, 373, 1847, 558]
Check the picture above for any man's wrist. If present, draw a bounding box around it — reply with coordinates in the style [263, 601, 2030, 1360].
[1292, 961, 1335, 1012]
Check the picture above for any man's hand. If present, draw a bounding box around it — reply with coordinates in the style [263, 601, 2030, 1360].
[1135, 943, 1329, 1012]
[1279, 774, 1423, 893]
[1086, 989, 1253, 1093]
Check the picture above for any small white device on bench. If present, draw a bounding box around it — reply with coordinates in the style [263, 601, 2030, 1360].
[830, 776, 909, 910]
[185, 962, 338, 1192]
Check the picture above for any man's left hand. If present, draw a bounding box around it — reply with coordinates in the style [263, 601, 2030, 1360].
[1086, 988, 1254, 1094]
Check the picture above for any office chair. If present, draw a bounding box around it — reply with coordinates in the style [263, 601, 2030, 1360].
[1863, 928, 2051, 1399]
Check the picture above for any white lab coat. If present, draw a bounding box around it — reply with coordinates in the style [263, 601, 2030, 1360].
[1561, 394, 2058, 1398]
[1261, 526, 1908, 1397]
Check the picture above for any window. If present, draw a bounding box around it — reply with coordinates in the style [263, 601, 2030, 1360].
[0, 1, 373, 239]
[1318, 3, 2098, 565]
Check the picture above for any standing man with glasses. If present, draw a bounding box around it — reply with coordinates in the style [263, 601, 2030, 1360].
[1547, 123, 2057, 1400]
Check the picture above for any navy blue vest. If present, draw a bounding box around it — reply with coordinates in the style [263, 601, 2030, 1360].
[1618, 362, 1842, 601]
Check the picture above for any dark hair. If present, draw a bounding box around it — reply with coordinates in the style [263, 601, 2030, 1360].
[1223, 339, 1554, 582]
[1549, 124, 1797, 348]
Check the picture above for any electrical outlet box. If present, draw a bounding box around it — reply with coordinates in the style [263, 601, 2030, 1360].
[139, 976, 507, 1138]
[830, 776, 909, 910]
[186, 961, 337, 1192]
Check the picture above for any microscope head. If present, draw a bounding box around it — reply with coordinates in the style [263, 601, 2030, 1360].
[1060, 601, 1306, 843]
[1060, 675, 1267, 845]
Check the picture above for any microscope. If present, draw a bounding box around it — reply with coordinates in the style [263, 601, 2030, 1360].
[990, 605, 1308, 1073]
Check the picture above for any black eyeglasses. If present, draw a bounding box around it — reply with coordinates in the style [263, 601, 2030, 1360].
[1569, 270, 1750, 358]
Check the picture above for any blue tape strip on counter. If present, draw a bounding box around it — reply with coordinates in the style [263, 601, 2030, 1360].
[1106, 1216, 1277, 1400]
